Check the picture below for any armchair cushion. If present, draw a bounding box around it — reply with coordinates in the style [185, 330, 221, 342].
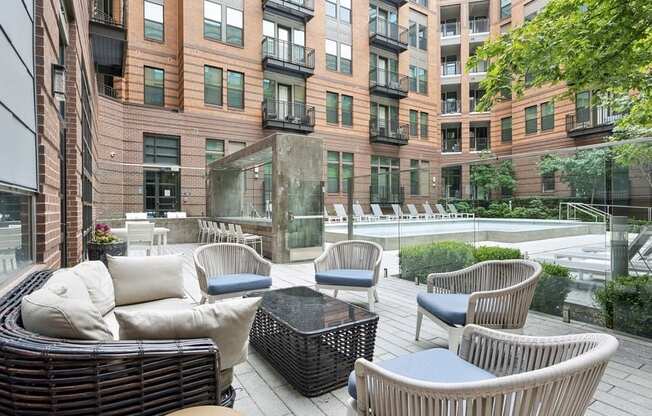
[315, 269, 374, 288]
[207, 274, 272, 296]
[417, 293, 470, 326]
[71, 261, 115, 315]
[348, 348, 495, 400]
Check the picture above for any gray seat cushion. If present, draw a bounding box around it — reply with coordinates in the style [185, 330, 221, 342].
[348, 348, 496, 400]
[315, 269, 374, 288]
[207, 274, 272, 295]
[417, 293, 470, 326]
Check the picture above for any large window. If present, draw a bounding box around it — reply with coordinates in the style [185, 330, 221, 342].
[371, 156, 401, 204]
[409, 65, 428, 94]
[442, 166, 462, 198]
[525, 105, 538, 134]
[501, 117, 512, 142]
[204, 66, 222, 106]
[225, 7, 243, 46]
[0, 190, 33, 284]
[410, 160, 430, 195]
[542, 170, 555, 192]
[340, 43, 352, 74]
[442, 125, 461, 153]
[144, 135, 180, 217]
[325, 39, 338, 71]
[327, 151, 354, 194]
[227, 71, 244, 109]
[541, 101, 554, 131]
[144, 0, 164, 41]
[144, 134, 180, 165]
[420, 112, 429, 139]
[500, 0, 511, 19]
[409, 110, 418, 137]
[144, 66, 164, 106]
[409, 21, 427, 50]
[470, 126, 490, 151]
[81, 71, 93, 258]
[326, 92, 339, 123]
[341, 95, 353, 126]
[205, 139, 225, 165]
[204, 0, 222, 41]
[325, 0, 337, 18]
[325, 39, 351, 74]
[340, 0, 351, 24]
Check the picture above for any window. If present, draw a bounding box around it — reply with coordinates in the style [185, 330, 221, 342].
[326, 92, 339, 124]
[408, 22, 427, 50]
[327, 151, 340, 193]
[411, 0, 428, 6]
[525, 105, 538, 134]
[205, 139, 225, 165]
[442, 125, 461, 152]
[501, 117, 512, 142]
[340, 43, 352, 74]
[204, 0, 222, 41]
[341, 95, 353, 126]
[340, 0, 351, 24]
[409, 110, 418, 137]
[342, 153, 353, 193]
[442, 166, 462, 198]
[409, 65, 428, 94]
[144, 66, 164, 106]
[227, 71, 244, 109]
[229, 141, 246, 154]
[370, 156, 401, 204]
[144, 0, 164, 41]
[80, 71, 93, 258]
[0, 190, 33, 283]
[326, 0, 337, 18]
[410, 160, 430, 195]
[204, 66, 222, 106]
[144, 134, 180, 165]
[541, 101, 554, 131]
[470, 126, 490, 151]
[325, 39, 338, 71]
[225, 7, 243, 46]
[500, 0, 511, 19]
[420, 112, 428, 139]
[542, 170, 555, 192]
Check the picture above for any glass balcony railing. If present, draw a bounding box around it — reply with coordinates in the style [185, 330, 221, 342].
[369, 69, 409, 95]
[469, 18, 489, 34]
[441, 62, 461, 76]
[262, 100, 315, 128]
[440, 21, 460, 37]
[441, 99, 461, 114]
[262, 37, 315, 69]
[369, 17, 409, 48]
[469, 60, 489, 74]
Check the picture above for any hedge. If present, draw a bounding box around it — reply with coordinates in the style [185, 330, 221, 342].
[594, 274, 652, 338]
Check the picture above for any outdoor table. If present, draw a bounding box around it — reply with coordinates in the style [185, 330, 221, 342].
[111, 226, 170, 252]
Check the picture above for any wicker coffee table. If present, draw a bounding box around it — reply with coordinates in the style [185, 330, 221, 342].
[248, 286, 379, 397]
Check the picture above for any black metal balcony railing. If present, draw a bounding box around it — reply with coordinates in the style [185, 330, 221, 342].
[369, 17, 409, 50]
[370, 186, 405, 205]
[91, 0, 125, 28]
[100, 84, 119, 99]
[443, 139, 461, 153]
[370, 120, 409, 145]
[262, 0, 315, 21]
[441, 21, 460, 37]
[369, 69, 409, 97]
[441, 62, 461, 76]
[90, 0, 126, 76]
[565, 107, 623, 136]
[469, 18, 489, 33]
[262, 100, 315, 130]
[441, 99, 461, 114]
[262, 37, 315, 69]
[471, 137, 490, 152]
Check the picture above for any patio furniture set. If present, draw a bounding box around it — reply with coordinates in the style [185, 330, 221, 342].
[0, 238, 618, 415]
[326, 202, 474, 223]
[198, 219, 264, 255]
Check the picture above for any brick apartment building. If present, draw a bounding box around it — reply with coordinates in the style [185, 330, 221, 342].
[1, 0, 625, 285]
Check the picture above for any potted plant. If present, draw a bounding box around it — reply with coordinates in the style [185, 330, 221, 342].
[87, 223, 127, 265]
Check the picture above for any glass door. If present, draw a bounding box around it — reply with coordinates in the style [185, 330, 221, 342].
[278, 26, 291, 62]
[278, 83, 291, 120]
[377, 57, 388, 87]
[144, 170, 180, 217]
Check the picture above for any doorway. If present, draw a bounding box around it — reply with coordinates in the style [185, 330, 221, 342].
[144, 170, 180, 217]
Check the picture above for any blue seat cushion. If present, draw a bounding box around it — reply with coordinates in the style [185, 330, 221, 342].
[315, 269, 374, 288]
[348, 348, 495, 400]
[417, 293, 470, 327]
[207, 274, 272, 295]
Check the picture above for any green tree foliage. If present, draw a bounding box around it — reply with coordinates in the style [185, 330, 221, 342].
[470, 159, 516, 198]
[538, 149, 609, 203]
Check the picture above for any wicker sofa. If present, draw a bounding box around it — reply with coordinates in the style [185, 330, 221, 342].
[0, 269, 234, 415]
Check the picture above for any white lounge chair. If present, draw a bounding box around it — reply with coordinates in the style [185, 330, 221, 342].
[353, 204, 376, 221]
[406, 204, 427, 219]
[370, 204, 394, 220]
[435, 203, 454, 218]
[235, 224, 263, 255]
[422, 203, 442, 219]
[447, 203, 474, 218]
[333, 204, 348, 222]
[125, 212, 148, 220]
[391, 204, 415, 220]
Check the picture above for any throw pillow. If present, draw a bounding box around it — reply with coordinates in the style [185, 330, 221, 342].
[71, 261, 115, 315]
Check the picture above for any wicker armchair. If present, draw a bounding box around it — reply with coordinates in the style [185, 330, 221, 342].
[0, 270, 232, 415]
[314, 240, 383, 312]
[416, 259, 542, 351]
[349, 325, 618, 416]
[194, 243, 272, 303]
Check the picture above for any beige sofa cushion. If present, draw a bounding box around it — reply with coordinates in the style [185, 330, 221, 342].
[116, 297, 262, 369]
[21, 284, 113, 340]
[103, 298, 196, 340]
[107, 254, 185, 306]
[71, 261, 115, 315]
[44, 269, 92, 300]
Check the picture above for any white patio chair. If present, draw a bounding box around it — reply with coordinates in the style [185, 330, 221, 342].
[220, 223, 234, 242]
[125, 212, 148, 220]
[126, 221, 155, 256]
[333, 204, 348, 222]
[314, 240, 383, 312]
[235, 224, 263, 255]
[448, 203, 474, 218]
[406, 204, 427, 219]
[422, 203, 442, 219]
[416, 260, 542, 352]
[370, 204, 395, 220]
[391, 204, 415, 220]
[197, 219, 207, 243]
[207, 221, 220, 243]
[194, 243, 272, 303]
[348, 325, 618, 416]
[434, 203, 454, 218]
[353, 204, 377, 222]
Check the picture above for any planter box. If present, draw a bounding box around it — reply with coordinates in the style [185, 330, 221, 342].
[87, 241, 127, 265]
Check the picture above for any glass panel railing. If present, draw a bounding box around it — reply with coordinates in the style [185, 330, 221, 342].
[469, 60, 489, 73]
[469, 18, 489, 33]
[441, 62, 461, 76]
[440, 21, 460, 37]
[441, 99, 461, 114]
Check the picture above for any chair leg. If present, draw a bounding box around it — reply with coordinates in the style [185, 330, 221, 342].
[367, 289, 375, 313]
[315, 284, 320, 292]
[448, 326, 464, 353]
[415, 309, 423, 341]
[200, 295, 207, 304]
[374, 288, 379, 303]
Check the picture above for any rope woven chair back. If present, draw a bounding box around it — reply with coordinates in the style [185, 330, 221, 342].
[0, 227, 21, 251]
[126, 222, 155, 244]
[330, 240, 382, 271]
[195, 243, 265, 279]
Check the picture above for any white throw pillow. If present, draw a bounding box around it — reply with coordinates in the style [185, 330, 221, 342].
[21, 285, 113, 340]
[107, 254, 185, 306]
[44, 269, 92, 300]
[115, 297, 262, 369]
[71, 261, 115, 315]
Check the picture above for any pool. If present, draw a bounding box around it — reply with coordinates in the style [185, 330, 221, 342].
[325, 218, 606, 250]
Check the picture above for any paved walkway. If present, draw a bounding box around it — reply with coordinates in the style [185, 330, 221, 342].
[165, 243, 652, 416]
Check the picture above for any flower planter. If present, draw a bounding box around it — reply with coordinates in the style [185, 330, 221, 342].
[87, 241, 127, 265]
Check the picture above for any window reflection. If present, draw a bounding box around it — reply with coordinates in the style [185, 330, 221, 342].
[0, 190, 32, 282]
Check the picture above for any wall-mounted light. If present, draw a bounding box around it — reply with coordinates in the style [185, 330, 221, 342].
[254, 166, 259, 179]
[52, 64, 66, 102]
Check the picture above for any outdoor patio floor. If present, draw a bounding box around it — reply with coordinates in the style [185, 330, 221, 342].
[164, 243, 652, 416]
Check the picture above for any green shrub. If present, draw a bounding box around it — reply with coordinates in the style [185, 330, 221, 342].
[530, 263, 572, 316]
[399, 241, 475, 284]
[473, 246, 522, 262]
[594, 275, 652, 337]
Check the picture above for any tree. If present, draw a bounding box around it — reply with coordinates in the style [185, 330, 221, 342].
[538, 149, 609, 203]
[470, 158, 517, 199]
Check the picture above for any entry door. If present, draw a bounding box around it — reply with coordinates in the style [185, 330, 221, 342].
[378, 9, 388, 36]
[377, 57, 388, 86]
[278, 84, 291, 120]
[144, 170, 180, 217]
[278, 26, 291, 61]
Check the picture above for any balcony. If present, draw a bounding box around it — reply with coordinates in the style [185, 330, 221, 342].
[369, 186, 405, 205]
[369, 17, 408, 53]
[440, 22, 460, 38]
[90, 0, 126, 76]
[441, 99, 461, 115]
[380, 0, 408, 7]
[565, 107, 622, 139]
[262, 100, 315, 133]
[262, 0, 314, 22]
[262, 37, 315, 78]
[469, 18, 489, 34]
[369, 120, 409, 146]
[369, 69, 409, 99]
